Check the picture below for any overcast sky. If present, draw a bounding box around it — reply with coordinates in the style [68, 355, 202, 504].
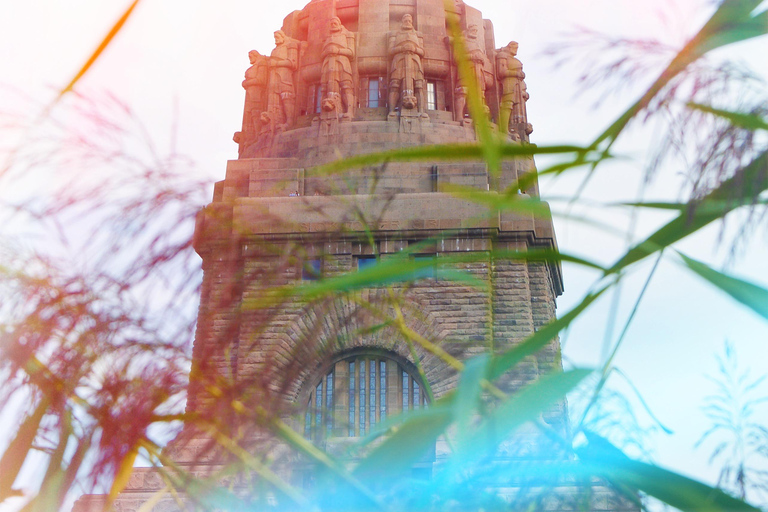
[1, 0, 767, 509]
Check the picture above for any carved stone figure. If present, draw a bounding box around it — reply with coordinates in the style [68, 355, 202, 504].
[496, 41, 526, 138]
[321, 17, 356, 119]
[256, 111, 274, 151]
[454, 24, 491, 121]
[319, 94, 342, 136]
[388, 14, 428, 118]
[267, 30, 299, 129]
[242, 49, 269, 146]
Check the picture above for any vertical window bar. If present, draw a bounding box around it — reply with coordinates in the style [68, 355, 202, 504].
[380, 360, 386, 420]
[402, 370, 409, 412]
[305, 395, 312, 437]
[370, 360, 376, 427]
[326, 371, 334, 432]
[413, 379, 420, 410]
[360, 358, 366, 435]
[349, 361, 355, 437]
[315, 382, 322, 437]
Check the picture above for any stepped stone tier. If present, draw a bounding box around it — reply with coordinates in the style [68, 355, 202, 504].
[73, 0, 637, 511]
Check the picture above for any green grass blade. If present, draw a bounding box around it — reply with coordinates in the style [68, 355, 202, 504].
[688, 102, 768, 131]
[309, 143, 591, 177]
[489, 285, 610, 382]
[462, 369, 592, 466]
[578, 432, 761, 512]
[607, 148, 768, 274]
[439, 185, 554, 217]
[592, 0, 766, 152]
[353, 406, 453, 481]
[693, 1, 767, 54]
[453, 354, 490, 448]
[677, 252, 768, 321]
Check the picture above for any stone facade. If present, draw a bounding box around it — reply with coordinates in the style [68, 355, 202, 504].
[73, 1, 638, 511]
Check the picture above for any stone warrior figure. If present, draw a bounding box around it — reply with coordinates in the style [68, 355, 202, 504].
[241, 50, 269, 148]
[321, 17, 356, 119]
[454, 24, 491, 121]
[267, 30, 299, 129]
[496, 41, 530, 139]
[388, 14, 428, 118]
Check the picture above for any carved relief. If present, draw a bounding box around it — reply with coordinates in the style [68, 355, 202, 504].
[454, 24, 491, 122]
[317, 94, 342, 136]
[321, 17, 356, 119]
[267, 30, 299, 129]
[256, 111, 275, 151]
[388, 14, 428, 119]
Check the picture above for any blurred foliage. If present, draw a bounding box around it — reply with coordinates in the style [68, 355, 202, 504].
[1, 0, 768, 511]
[696, 341, 768, 504]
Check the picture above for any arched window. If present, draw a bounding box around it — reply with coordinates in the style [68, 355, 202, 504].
[304, 352, 428, 440]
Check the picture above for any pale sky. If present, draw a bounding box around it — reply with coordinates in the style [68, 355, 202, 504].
[1, 0, 767, 509]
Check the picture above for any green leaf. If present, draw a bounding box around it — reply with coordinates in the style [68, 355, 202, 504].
[439, 185, 555, 217]
[450, 369, 591, 471]
[453, 354, 490, 448]
[677, 252, 768, 321]
[592, 0, 767, 151]
[693, 1, 768, 55]
[607, 148, 768, 274]
[294, 255, 486, 298]
[309, 143, 592, 178]
[489, 285, 610, 382]
[353, 406, 453, 481]
[268, 415, 381, 509]
[688, 102, 768, 132]
[578, 432, 761, 512]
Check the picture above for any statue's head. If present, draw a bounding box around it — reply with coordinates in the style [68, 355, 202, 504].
[466, 24, 479, 39]
[505, 41, 518, 55]
[260, 111, 271, 123]
[401, 14, 414, 30]
[330, 16, 342, 32]
[248, 50, 261, 64]
[274, 30, 286, 45]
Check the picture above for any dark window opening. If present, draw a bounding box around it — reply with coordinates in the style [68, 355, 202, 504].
[304, 354, 428, 441]
[413, 254, 436, 280]
[357, 255, 377, 271]
[302, 259, 322, 280]
[360, 77, 386, 108]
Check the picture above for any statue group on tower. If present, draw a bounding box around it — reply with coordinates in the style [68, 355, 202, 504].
[236, 12, 532, 155]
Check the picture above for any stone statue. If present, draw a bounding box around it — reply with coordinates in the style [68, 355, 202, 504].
[256, 111, 274, 151]
[454, 24, 491, 121]
[388, 14, 428, 118]
[267, 30, 299, 129]
[241, 50, 269, 146]
[321, 17, 356, 119]
[496, 41, 526, 138]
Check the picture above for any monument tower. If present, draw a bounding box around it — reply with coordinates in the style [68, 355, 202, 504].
[71, 0, 636, 510]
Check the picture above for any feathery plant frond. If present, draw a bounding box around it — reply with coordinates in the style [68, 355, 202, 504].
[696, 341, 768, 504]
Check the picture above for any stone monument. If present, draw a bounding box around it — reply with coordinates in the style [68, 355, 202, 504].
[72, 1, 634, 511]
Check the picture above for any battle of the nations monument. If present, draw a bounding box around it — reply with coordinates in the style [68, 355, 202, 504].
[73, 0, 636, 510]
